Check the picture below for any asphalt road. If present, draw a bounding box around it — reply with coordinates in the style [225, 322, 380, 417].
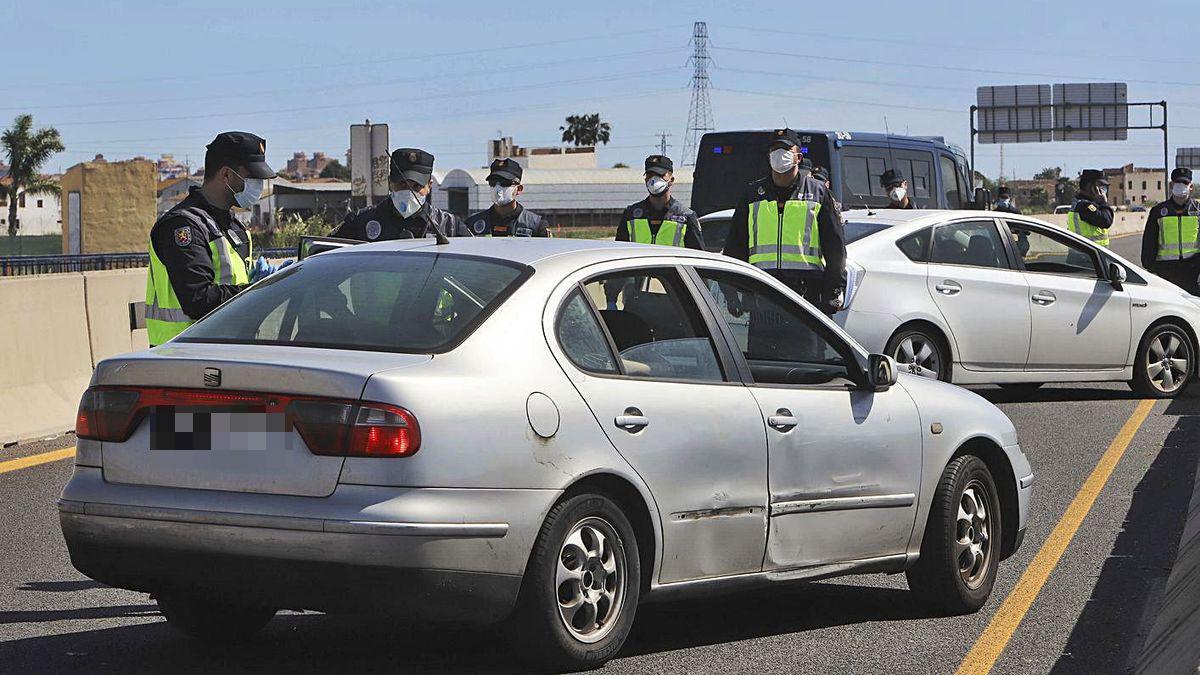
[3, 232, 1196, 674]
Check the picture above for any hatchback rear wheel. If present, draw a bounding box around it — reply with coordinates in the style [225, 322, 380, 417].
[509, 492, 640, 670]
[156, 595, 275, 642]
[886, 327, 949, 382]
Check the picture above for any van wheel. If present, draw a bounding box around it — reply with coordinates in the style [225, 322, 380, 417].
[1131, 323, 1192, 398]
[509, 493, 640, 670]
[886, 327, 950, 382]
[907, 455, 1001, 614]
[156, 595, 275, 642]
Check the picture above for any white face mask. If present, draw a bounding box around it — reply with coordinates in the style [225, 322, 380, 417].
[889, 186, 907, 203]
[1096, 186, 1109, 202]
[646, 176, 670, 195]
[492, 184, 518, 206]
[1172, 182, 1191, 200]
[769, 148, 797, 174]
[227, 170, 264, 210]
[391, 189, 424, 217]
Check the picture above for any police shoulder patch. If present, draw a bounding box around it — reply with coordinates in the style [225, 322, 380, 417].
[757, 186, 766, 196]
[365, 220, 382, 240]
[174, 226, 192, 247]
[472, 219, 487, 234]
[1162, 207, 1169, 216]
[633, 208, 643, 218]
[1087, 204, 1097, 212]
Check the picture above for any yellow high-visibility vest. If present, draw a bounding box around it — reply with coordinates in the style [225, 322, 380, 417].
[1066, 209, 1110, 247]
[626, 218, 685, 246]
[747, 199, 824, 271]
[1157, 213, 1200, 261]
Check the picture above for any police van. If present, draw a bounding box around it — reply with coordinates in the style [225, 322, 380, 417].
[692, 130, 983, 250]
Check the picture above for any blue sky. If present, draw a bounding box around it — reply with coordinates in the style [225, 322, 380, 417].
[3, 0, 1195, 180]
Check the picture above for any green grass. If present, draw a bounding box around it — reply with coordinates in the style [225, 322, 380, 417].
[0, 234, 62, 256]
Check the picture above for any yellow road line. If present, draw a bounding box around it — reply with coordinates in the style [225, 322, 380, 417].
[955, 398, 1156, 675]
[0, 447, 76, 475]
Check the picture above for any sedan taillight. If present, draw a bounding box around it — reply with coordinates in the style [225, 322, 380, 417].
[76, 387, 143, 442]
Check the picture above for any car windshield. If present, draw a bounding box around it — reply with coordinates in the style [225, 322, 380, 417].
[177, 252, 529, 353]
[845, 221, 892, 243]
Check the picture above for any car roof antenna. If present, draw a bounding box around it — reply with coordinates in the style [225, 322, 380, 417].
[429, 223, 450, 245]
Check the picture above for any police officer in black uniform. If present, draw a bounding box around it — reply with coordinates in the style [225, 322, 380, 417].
[1068, 169, 1115, 247]
[881, 169, 915, 209]
[1142, 167, 1200, 293]
[614, 154, 704, 249]
[332, 148, 471, 241]
[723, 129, 845, 314]
[993, 186, 1020, 214]
[464, 158, 550, 237]
[146, 131, 274, 344]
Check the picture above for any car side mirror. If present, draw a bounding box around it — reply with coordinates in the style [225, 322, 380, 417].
[974, 187, 991, 211]
[866, 354, 899, 391]
[1107, 261, 1127, 291]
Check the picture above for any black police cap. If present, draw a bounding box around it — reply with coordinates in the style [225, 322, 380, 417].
[797, 156, 814, 171]
[813, 166, 829, 182]
[997, 185, 1012, 196]
[391, 148, 435, 184]
[880, 168, 906, 187]
[1079, 169, 1108, 186]
[206, 131, 275, 179]
[1172, 167, 1193, 183]
[644, 154, 673, 177]
[769, 128, 803, 149]
[486, 157, 522, 184]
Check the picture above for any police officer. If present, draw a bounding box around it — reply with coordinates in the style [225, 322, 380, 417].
[1142, 168, 1200, 293]
[145, 131, 275, 346]
[332, 148, 471, 241]
[993, 186, 1020, 214]
[1068, 169, 1114, 247]
[464, 158, 550, 237]
[881, 169, 915, 209]
[723, 128, 845, 313]
[614, 154, 704, 249]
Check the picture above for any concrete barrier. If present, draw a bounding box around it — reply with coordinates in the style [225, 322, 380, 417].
[1137, 456, 1200, 673]
[83, 268, 149, 362]
[1030, 212, 1147, 239]
[0, 275, 94, 445]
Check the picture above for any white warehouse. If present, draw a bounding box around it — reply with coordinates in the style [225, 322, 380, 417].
[434, 167, 694, 231]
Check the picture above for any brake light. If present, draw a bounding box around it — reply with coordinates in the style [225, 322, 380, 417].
[350, 404, 420, 457]
[76, 388, 143, 442]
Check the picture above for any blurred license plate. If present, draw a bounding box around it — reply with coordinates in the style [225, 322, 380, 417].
[149, 407, 292, 451]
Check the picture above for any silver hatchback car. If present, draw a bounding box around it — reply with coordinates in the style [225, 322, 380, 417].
[60, 237, 1032, 669]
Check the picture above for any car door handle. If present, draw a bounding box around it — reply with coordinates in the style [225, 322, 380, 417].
[615, 407, 649, 432]
[768, 408, 798, 432]
[935, 280, 962, 296]
[1032, 291, 1056, 305]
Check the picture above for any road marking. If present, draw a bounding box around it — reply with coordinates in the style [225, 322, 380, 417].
[0, 447, 76, 475]
[955, 398, 1156, 675]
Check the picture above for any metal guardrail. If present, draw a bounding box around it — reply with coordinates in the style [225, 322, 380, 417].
[0, 249, 294, 277]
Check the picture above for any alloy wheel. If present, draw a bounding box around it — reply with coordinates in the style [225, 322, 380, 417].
[1146, 330, 1191, 394]
[556, 516, 626, 644]
[956, 480, 992, 590]
[895, 334, 942, 380]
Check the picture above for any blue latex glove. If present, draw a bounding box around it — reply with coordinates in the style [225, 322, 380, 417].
[606, 300, 618, 311]
[249, 256, 278, 283]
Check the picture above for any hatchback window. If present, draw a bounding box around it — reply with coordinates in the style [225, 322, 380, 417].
[897, 227, 932, 262]
[581, 268, 724, 382]
[556, 290, 618, 374]
[930, 220, 1009, 269]
[697, 268, 856, 385]
[179, 252, 528, 353]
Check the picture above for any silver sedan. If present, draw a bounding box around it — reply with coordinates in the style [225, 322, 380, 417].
[60, 237, 1032, 669]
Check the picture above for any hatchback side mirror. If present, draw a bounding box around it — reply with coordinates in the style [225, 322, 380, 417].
[1107, 261, 1127, 291]
[974, 187, 992, 211]
[867, 354, 899, 391]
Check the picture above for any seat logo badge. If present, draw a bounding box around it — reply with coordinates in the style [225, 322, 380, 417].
[203, 368, 221, 388]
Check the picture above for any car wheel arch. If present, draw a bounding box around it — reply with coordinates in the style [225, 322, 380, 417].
[553, 472, 660, 595]
[950, 436, 1019, 561]
[887, 319, 956, 381]
[1140, 316, 1199, 376]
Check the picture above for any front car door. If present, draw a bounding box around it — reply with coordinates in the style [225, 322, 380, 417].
[690, 263, 922, 570]
[548, 263, 769, 583]
[1001, 220, 1132, 370]
[926, 218, 1032, 372]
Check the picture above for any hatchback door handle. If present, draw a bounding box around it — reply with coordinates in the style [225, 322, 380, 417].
[1032, 291, 1056, 305]
[935, 280, 962, 296]
[615, 407, 649, 432]
[768, 408, 798, 432]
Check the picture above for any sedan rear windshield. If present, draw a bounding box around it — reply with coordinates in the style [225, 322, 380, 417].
[845, 221, 891, 243]
[177, 252, 530, 353]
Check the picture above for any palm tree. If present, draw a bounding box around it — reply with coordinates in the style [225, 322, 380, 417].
[559, 114, 611, 147]
[2, 114, 64, 237]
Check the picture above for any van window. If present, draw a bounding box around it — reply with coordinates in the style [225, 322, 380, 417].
[893, 152, 935, 207]
[940, 155, 964, 208]
[841, 150, 890, 208]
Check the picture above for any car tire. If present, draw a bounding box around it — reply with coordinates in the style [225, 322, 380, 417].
[1131, 323, 1193, 398]
[907, 455, 1001, 615]
[886, 327, 950, 382]
[509, 492, 641, 670]
[156, 595, 275, 642]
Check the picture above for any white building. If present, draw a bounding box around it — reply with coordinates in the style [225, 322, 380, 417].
[0, 184, 62, 236]
[435, 167, 694, 230]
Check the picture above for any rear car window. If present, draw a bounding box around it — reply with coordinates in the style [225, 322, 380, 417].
[844, 221, 891, 244]
[178, 252, 529, 353]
